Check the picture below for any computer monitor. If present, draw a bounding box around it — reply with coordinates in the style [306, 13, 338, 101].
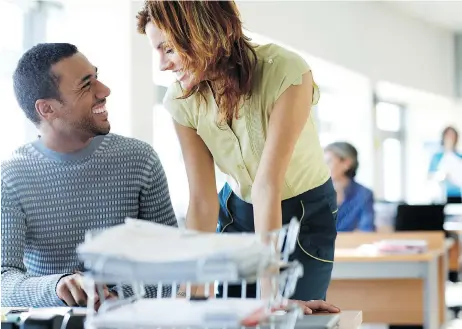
[394, 204, 447, 236]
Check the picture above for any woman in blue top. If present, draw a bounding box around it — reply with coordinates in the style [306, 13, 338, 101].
[428, 126, 462, 204]
[324, 142, 375, 232]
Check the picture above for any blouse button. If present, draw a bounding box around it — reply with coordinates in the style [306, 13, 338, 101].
[268, 58, 274, 64]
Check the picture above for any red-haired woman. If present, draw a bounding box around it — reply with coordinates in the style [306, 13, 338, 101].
[136, 1, 339, 314]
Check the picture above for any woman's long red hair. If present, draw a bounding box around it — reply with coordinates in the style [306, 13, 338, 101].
[137, 1, 257, 125]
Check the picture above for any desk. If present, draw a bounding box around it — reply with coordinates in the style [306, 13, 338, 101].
[327, 232, 448, 329]
[337, 310, 363, 329]
[311, 310, 362, 329]
[448, 236, 460, 274]
[1, 308, 362, 329]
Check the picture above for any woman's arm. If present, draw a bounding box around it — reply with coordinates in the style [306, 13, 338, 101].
[427, 153, 439, 181]
[251, 72, 314, 234]
[174, 121, 219, 297]
[173, 121, 220, 232]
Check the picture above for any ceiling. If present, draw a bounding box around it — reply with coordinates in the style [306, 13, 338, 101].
[385, 1, 462, 32]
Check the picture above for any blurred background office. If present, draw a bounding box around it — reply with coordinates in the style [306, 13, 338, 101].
[1, 0, 462, 327]
[2, 0, 461, 219]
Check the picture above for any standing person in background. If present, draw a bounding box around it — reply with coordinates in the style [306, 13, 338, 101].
[428, 126, 462, 204]
[136, 1, 339, 314]
[324, 142, 375, 232]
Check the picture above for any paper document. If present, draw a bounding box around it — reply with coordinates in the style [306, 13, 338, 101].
[90, 298, 267, 328]
[438, 152, 462, 187]
[77, 218, 272, 276]
[374, 239, 428, 254]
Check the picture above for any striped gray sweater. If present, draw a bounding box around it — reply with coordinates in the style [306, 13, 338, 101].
[1, 133, 178, 307]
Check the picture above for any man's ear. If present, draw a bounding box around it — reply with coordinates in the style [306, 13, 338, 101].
[35, 99, 56, 121]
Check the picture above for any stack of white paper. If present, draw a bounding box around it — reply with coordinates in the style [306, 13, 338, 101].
[77, 218, 273, 280]
[89, 298, 267, 328]
[374, 239, 428, 254]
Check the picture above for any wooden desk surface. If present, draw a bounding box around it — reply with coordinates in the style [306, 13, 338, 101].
[330, 232, 447, 327]
[334, 231, 447, 262]
[334, 248, 443, 262]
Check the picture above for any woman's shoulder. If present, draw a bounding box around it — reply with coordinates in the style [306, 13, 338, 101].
[254, 43, 306, 64]
[253, 43, 312, 79]
[163, 81, 184, 105]
[252, 43, 320, 106]
[351, 180, 374, 198]
[163, 81, 199, 129]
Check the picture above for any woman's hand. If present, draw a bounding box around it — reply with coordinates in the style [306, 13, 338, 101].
[242, 299, 340, 327]
[290, 299, 340, 314]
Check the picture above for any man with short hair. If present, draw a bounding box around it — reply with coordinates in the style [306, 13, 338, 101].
[1, 43, 177, 307]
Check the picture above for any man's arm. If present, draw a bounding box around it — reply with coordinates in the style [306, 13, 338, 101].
[138, 150, 178, 228]
[1, 180, 67, 307]
[115, 149, 178, 299]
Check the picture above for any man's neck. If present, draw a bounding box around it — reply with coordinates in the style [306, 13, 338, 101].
[39, 131, 93, 154]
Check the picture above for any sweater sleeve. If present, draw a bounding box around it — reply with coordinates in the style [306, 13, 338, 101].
[138, 149, 178, 228]
[1, 180, 68, 307]
[115, 148, 178, 299]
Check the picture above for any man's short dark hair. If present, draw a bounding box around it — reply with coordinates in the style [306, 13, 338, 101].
[12, 43, 79, 125]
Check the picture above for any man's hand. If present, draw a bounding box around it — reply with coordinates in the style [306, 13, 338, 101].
[56, 273, 113, 308]
[290, 299, 340, 314]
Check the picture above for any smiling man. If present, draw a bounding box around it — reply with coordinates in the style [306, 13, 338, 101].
[1, 43, 178, 307]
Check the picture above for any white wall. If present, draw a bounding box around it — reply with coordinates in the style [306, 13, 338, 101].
[48, 0, 155, 144]
[237, 1, 455, 98]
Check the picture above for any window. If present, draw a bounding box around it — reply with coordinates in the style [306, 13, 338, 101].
[376, 102, 401, 132]
[0, 0, 26, 160]
[45, 3, 65, 42]
[152, 50, 175, 87]
[313, 91, 340, 147]
[0, 1, 23, 52]
[374, 100, 406, 201]
[152, 104, 189, 219]
[382, 138, 402, 202]
[152, 102, 227, 220]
